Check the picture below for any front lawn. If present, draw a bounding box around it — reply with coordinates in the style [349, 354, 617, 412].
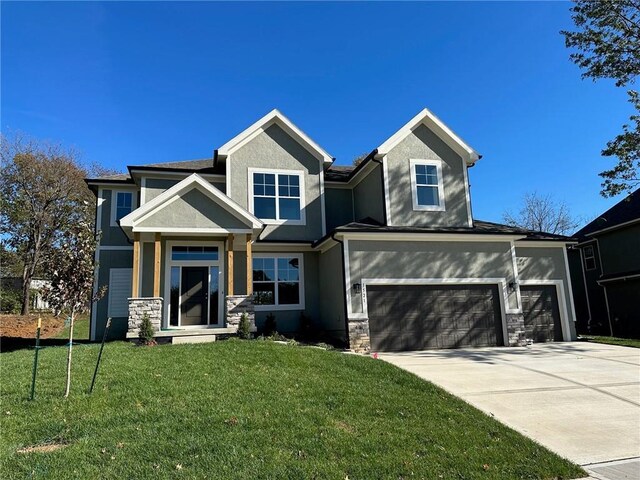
[580, 335, 640, 348]
[1, 341, 584, 479]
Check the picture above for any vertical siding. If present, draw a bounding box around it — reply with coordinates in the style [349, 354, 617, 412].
[353, 164, 385, 224]
[318, 244, 347, 343]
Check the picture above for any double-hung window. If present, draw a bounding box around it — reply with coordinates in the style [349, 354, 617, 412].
[249, 169, 304, 224]
[583, 245, 596, 271]
[111, 190, 135, 225]
[252, 254, 304, 309]
[410, 159, 445, 211]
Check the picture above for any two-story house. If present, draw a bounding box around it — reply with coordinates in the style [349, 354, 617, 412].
[86, 108, 578, 351]
[569, 188, 639, 339]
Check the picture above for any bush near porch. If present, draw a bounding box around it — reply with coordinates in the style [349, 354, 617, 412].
[1, 341, 584, 479]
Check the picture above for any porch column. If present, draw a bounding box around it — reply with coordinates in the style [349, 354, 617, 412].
[227, 234, 234, 296]
[246, 234, 253, 295]
[153, 233, 161, 297]
[132, 232, 140, 297]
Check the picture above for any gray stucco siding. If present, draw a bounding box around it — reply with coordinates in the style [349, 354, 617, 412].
[325, 187, 354, 232]
[348, 239, 517, 314]
[228, 124, 324, 241]
[318, 244, 347, 343]
[137, 189, 249, 230]
[93, 249, 134, 340]
[385, 124, 471, 227]
[144, 177, 226, 202]
[353, 164, 385, 224]
[98, 189, 137, 247]
[515, 246, 577, 338]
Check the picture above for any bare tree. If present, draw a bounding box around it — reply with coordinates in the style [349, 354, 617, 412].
[502, 192, 579, 235]
[0, 133, 93, 315]
[43, 205, 104, 397]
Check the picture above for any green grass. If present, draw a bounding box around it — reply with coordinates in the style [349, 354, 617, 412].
[581, 335, 640, 348]
[1, 341, 584, 479]
[54, 314, 89, 341]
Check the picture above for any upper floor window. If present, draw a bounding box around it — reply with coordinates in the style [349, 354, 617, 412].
[111, 190, 136, 226]
[583, 245, 596, 271]
[248, 169, 305, 224]
[410, 159, 445, 212]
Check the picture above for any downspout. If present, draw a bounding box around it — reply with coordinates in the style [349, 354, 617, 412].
[369, 150, 389, 226]
[332, 232, 351, 348]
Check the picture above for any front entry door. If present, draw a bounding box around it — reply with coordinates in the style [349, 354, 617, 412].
[181, 266, 208, 326]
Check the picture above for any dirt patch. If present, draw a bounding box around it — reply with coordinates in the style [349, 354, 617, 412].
[17, 443, 68, 454]
[0, 314, 65, 339]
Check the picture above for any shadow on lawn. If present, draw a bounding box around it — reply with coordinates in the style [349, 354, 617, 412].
[0, 336, 92, 353]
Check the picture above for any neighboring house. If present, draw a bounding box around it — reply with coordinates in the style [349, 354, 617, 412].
[569, 189, 639, 339]
[86, 108, 578, 352]
[0, 278, 51, 311]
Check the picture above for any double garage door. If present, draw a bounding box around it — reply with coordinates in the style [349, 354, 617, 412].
[367, 284, 562, 352]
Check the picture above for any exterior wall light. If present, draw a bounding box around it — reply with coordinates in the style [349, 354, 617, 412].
[352, 283, 361, 294]
[508, 281, 518, 292]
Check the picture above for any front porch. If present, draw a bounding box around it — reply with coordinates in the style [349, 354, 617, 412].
[118, 173, 265, 341]
[124, 233, 258, 341]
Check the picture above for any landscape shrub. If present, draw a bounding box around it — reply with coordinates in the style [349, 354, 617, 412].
[138, 314, 155, 345]
[237, 312, 251, 339]
[264, 313, 277, 336]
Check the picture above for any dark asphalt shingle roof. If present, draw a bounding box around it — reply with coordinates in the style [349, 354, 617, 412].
[312, 219, 574, 247]
[574, 188, 640, 238]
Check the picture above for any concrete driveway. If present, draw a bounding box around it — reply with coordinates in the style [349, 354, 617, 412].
[381, 342, 640, 468]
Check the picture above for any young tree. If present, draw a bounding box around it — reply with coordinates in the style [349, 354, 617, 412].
[0, 133, 93, 315]
[43, 205, 104, 398]
[503, 192, 579, 236]
[562, 0, 640, 196]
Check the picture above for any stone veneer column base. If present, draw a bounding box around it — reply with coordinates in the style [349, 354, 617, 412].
[225, 295, 255, 332]
[505, 313, 526, 346]
[128, 297, 163, 337]
[348, 318, 370, 353]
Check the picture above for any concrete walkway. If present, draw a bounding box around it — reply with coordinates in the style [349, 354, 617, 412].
[381, 342, 640, 477]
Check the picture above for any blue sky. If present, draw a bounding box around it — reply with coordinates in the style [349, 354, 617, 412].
[2, 1, 629, 225]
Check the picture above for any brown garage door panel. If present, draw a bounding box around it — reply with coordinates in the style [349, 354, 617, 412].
[521, 285, 563, 342]
[367, 284, 504, 351]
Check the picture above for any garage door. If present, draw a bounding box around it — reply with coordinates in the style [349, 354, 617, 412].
[367, 284, 504, 352]
[520, 285, 563, 342]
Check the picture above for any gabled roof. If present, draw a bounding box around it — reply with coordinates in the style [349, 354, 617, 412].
[574, 188, 640, 239]
[376, 108, 481, 164]
[119, 173, 262, 236]
[216, 109, 334, 164]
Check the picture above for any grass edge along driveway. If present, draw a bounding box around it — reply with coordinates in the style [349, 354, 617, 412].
[1, 341, 585, 479]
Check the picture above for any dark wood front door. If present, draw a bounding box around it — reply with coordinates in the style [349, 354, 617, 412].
[181, 266, 208, 326]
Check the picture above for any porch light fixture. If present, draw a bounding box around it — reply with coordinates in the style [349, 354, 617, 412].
[508, 281, 518, 292]
[352, 283, 362, 294]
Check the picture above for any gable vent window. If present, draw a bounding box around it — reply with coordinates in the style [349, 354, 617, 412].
[249, 170, 305, 224]
[583, 245, 596, 271]
[410, 159, 445, 212]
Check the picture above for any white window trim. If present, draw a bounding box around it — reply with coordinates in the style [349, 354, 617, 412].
[110, 189, 138, 227]
[252, 252, 305, 311]
[247, 168, 306, 226]
[409, 159, 445, 212]
[583, 245, 596, 271]
[163, 240, 225, 329]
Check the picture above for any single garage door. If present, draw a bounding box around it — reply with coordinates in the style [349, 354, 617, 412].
[367, 284, 504, 351]
[520, 285, 563, 342]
